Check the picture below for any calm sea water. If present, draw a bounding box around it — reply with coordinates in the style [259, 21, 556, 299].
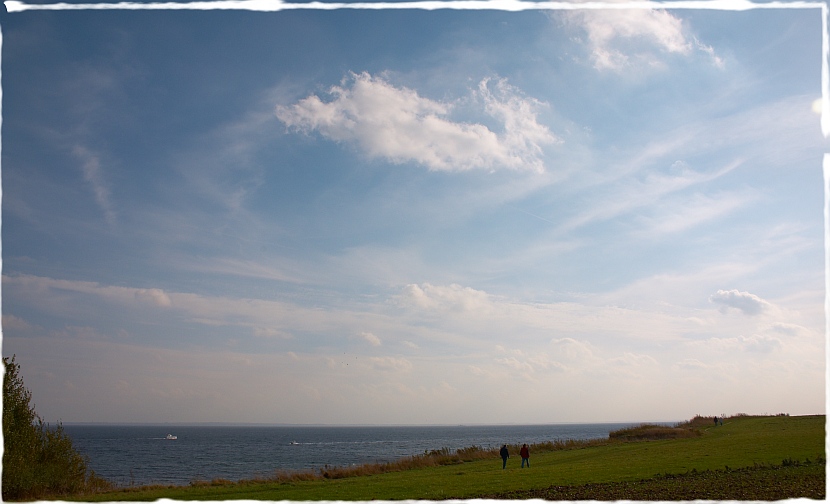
[64, 423, 643, 487]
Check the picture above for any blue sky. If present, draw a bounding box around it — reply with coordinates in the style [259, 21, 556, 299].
[1, 0, 826, 425]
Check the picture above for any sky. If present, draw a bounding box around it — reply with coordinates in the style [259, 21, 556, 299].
[0, 0, 826, 425]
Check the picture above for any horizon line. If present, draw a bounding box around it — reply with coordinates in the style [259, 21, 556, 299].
[60, 419, 686, 427]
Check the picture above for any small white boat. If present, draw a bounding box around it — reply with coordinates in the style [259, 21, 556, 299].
[290, 441, 299, 445]
[166, 434, 177, 440]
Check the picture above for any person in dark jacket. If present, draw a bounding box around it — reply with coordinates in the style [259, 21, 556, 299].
[499, 444, 509, 469]
[520, 444, 530, 468]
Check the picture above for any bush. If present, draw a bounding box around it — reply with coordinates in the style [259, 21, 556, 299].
[609, 423, 700, 441]
[3, 355, 111, 500]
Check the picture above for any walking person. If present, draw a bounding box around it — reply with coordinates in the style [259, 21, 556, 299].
[520, 444, 530, 468]
[499, 444, 509, 469]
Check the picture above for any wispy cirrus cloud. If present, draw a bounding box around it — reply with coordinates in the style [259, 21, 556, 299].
[72, 145, 117, 224]
[637, 189, 757, 236]
[558, 160, 744, 233]
[275, 72, 557, 173]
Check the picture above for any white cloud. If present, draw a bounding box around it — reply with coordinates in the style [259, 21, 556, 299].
[563, 8, 720, 72]
[393, 282, 718, 348]
[368, 356, 412, 372]
[467, 365, 486, 377]
[475, 77, 558, 170]
[694, 36, 724, 69]
[398, 283, 493, 313]
[134, 288, 172, 307]
[2, 274, 354, 339]
[737, 335, 783, 353]
[2, 314, 34, 332]
[4, 272, 822, 423]
[360, 331, 382, 346]
[674, 358, 710, 370]
[709, 289, 771, 316]
[607, 352, 657, 367]
[494, 347, 562, 376]
[253, 327, 292, 339]
[549, 337, 596, 364]
[603, 352, 659, 378]
[690, 334, 783, 354]
[496, 356, 536, 374]
[770, 323, 810, 337]
[183, 257, 308, 285]
[4, 274, 176, 311]
[7, 273, 804, 368]
[275, 72, 557, 172]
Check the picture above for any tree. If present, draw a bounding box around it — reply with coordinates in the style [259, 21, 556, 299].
[3, 355, 109, 500]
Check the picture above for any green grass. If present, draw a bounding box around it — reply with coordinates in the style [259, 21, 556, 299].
[483, 462, 826, 500]
[71, 414, 825, 501]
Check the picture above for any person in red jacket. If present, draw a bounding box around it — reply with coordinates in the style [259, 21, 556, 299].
[520, 444, 530, 468]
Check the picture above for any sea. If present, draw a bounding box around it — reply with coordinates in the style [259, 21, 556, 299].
[63, 423, 648, 487]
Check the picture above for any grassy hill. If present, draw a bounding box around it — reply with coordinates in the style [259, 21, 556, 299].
[72, 414, 825, 501]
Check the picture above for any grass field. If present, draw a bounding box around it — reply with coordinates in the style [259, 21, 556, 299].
[70, 414, 825, 501]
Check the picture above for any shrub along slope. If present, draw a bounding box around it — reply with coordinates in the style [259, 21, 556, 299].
[78, 413, 825, 501]
[3, 356, 111, 501]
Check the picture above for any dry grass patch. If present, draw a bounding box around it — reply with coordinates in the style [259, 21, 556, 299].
[609, 424, 700, 441]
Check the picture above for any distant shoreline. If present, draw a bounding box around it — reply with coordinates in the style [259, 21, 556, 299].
[61, 420, 683, 427]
